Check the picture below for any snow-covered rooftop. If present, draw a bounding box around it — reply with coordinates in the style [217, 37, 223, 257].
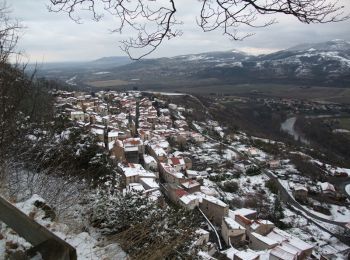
[203, 195, 227, 208]
[231, 208, 257, 217]
[224, 217, 245, 230]
[251, 232, 277, 246]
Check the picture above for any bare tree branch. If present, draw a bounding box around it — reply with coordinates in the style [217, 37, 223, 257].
[48, 0, 349, 59]
[0, 2, 22, 63]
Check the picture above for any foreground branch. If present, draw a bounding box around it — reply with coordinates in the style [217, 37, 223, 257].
[48, 0, 349, 59]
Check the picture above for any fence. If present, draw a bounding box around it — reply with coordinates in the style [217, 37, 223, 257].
[0, 196, 77, 260]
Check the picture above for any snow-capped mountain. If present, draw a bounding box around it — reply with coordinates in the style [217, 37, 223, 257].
[252, 39, 350, 83]
[287, 39, 350, 52]
[106, 39, 350, 86]
[38, 40, 350, 87]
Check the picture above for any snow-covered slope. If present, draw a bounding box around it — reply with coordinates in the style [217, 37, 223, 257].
[0, 195, 127, 260]
[253, 40, 350, 82]
[39, 39, 350, 87]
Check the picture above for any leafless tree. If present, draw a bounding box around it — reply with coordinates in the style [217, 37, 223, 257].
[0, 2, 22, 63]
[1, 159, 89, 225]
[48, 0, 349, 59]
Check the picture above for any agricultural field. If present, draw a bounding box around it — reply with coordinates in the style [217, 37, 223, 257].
[86, 79, 130, 88]
[338, 118, 350, 131]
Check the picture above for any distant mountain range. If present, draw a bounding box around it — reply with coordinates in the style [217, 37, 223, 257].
[32, 56, 131, 73]
[34, 40, 350, 88]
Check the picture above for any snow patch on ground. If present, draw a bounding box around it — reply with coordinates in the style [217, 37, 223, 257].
[282, 208, 349, 259]
[327, 166, 350, 177]
[0, 195, 127, 260]
[93, 71, 110, 75]
[346, 184, 350, 196]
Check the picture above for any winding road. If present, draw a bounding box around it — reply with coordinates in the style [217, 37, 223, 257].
[203, 128, 350, 245]
[155, 91, 350, 244]
[264, 169, 350, 246]
[264, 170, 348, 226]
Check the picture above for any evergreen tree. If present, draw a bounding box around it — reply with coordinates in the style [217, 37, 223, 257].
[273, 195, 284, 221]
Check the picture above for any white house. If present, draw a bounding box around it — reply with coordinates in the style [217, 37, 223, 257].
[143, 154, 158, 171]
[221, 217, 246, 246]
[179, 194, 199, 210]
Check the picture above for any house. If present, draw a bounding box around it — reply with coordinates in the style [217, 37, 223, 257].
[269, 245, 297, 260]
[159, 163, 186, 185]
[181, 180, 201, 193]
[319, 182, 336, 195]
[124, 183, 145, 193]
[293, 185, 308, 201]
[199, 196, 229, 226]
[268, 160, 281, 169]
[159, 108, 170, 115]
[249, 220, 275, 236]
[168, 103, 177, 110]
[234, 251, 259, 260]
[91, 128, 105, 142]
[235, 214, 253, 229]
[155, 140, 171, 153]
[168, 157, 186, 171]
[154, 124, 168, 130]
[139, 178, 159, 190]
[107, 130, 130, 142]
[223, 248, 260, 260]
[143, 154, 158, 171]
[138, 129, 151, 141]
[139, 170, 157, 180]
[235, 214, 275, 237]
[248, 232, 278, 250]
[70, 111, 85, 121]
[191, 132, 205, 143]
[234, 161, 254, 173]
[184, 157, 193, 170]
[186, 170, 200, 179]
[107, 130, 120, 142]
[158, 114, 172, 128]
[119, 163, 152, 187]
[221, 217, 246, 246]
[162, 183, 188, 204]
[148, 144, 167, 162]
[139, 98, 152, 107]
[266, 228, 314, 259]
[247, 148, 259, 157]
[174, 120, 189, 130]
[195, 229, 210, 246]
[231, 208, 257, 220]
[124, 138, 144, 163]
[139, 120, 153, 131]
[120, 165, 140, 186]
[179, 194, 199, 210]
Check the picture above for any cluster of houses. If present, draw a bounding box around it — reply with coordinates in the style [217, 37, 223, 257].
[54, 90, 206, 196]
[221, 208, 313, 260]
[54, 90, 315, 260]
[177, 191, 314, 259]
[260, 97, 345, 115]
[292, 181, 338, 202]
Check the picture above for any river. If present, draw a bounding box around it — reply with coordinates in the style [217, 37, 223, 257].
[280, 117, 309, 144]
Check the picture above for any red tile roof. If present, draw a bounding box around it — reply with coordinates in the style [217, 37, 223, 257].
[175, 189, 188, 198]
[236, 215, 252, 226]
[170, 157, 184, 165]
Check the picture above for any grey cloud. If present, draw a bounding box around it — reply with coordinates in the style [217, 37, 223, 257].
[9, 0, 350, 62]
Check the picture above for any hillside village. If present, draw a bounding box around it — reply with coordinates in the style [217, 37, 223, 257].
[48, 89, 350, 259]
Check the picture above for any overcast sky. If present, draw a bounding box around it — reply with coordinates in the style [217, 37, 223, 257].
[10, 0, 350, 62]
